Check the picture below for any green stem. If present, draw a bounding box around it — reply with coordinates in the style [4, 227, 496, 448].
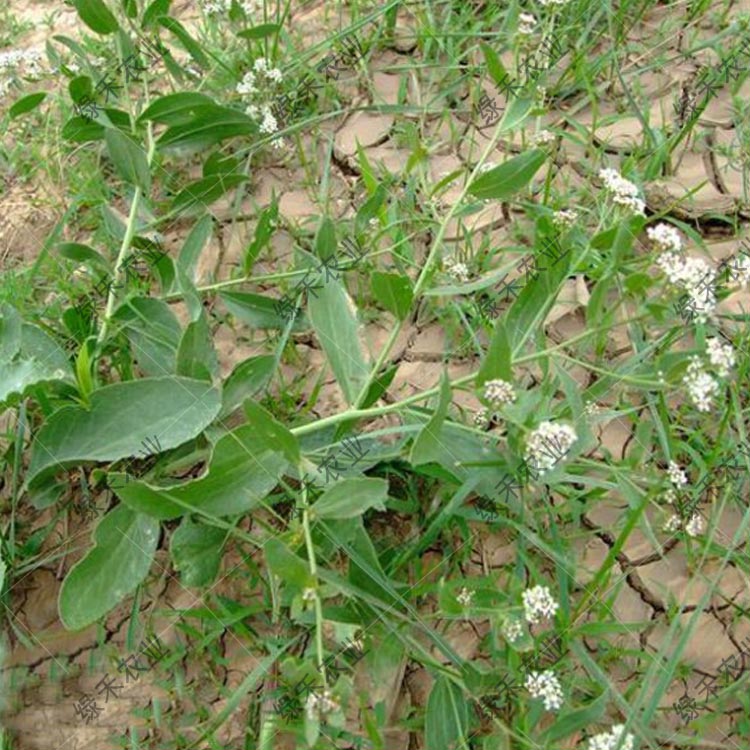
[301, 484, 326, 679]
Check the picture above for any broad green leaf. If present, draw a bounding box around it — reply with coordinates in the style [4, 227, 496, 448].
[542, 691, 608, 743]
[498, 96, 534, 133]
[371, 271, 413, 320]
[62, 115, 105, 142]
[425, 676, 469, 750]
[71, 0, 120, 34]
[143, 0, 171, 27]
[58, 505, 158, 630]
[468, 149, 546, 201]
[105, 129, 151, 191]
[203, 151, 240, 177]
[238, 23, 281, 39]
[157, 105, 257, 150]
[113, 296, 182, 377]
[359, 363, 398, 410]
[308, 279, 369, 406]
[58, 241, 111, 273]
[9, 92, 46, 119]
[177, 214, 213, 281]
[112, 423, 287, 519]
[265, 537, 314, 590]
[220, 290, 309, 331]
[68, 75, 93, 103]
[243, 400, 300, 465]
[26, 377, 221, 488]
[410, 371, 451, 466]
[221, 355, 275, 417]
[0, 304, 22, 361]
[170, 517, 226, 587]
[243, 197, 278, 274]
[176, 311, 218, 381]
[480, 41, 508, 88]
[0, 320, 73, 408]
[314, 216, 337, 261]
[476, 317, 512, 386]
[312, 478, 388, 519]
[139, 92, 216, 125]
[355, 183, 387, 235]
[171, 174, 247, 215]
[158, 16, 209, 67]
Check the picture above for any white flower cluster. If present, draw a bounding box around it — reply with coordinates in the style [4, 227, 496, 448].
[445, 257, 470, 283]
[663, 512, 704, 537]
[682, 338, 735, 412]
[598, 168, 645, 215]
[656, 251, 716, 322]
[683, 356, 720, 412]
[202, 0, 264, 15]
[502, 618, 525, 643]
[522, 584, 559, 624]
[586, 724, 635, 750]
[235, 58, 285, 148]
[518, 13, 538, 35]
[525, 670, 563, 711]
[0, 47, 45, 99]
[474, 407, 490, 427]
[646, 222, 682, 253]
[456, 587, 474, 607]
[538, 0, 569, 6]
[667, 461, 688, 487]
[305, 688, 340, 720]
[525, 420, 577, 475]
[706, 337, 735, 379]
[532, 129, 556, 146]
[553, 209, 578, 229]
[483, 378, 516, 406]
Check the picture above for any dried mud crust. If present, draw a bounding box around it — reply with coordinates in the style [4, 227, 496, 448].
[3, 0, 750, 748]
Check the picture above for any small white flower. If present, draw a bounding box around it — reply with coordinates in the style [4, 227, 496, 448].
[664, 513, 682, 533]
[532, 129, 556, 145]
[253, 57, 268, 73]
[445, 258, 470, 283]
[647, 223, 682, 253]
[302, 587, 316, 603]
[201, 0, 231, 14]
[271, 136, 286, 150]
[305, 688, 340, 720]
[474, 407, 490, 427]
[667, 461, 688, 488]
[522, 584, 559, 624]
[683, 356, 720, 412]
[502, 618, 525, 643]
[259, 104, 278, 134]
[685, 512, 704, 537]
[586, 724, 635, 750]
[483, 379, 516, 407]
[525, 670, 563, 711]
[456, 587, 475, 607]
[552, 209, 578, 229]
[599, 167, 645, 215]
[583, 400, 602, 417]
[525, 421, 577, 476]
[656, 252, 716, 322]
[518, 12, 538, 34]
[661, 487, 677, 505]
[236, 71, 257, 95]
[706, 337, 735, 379]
